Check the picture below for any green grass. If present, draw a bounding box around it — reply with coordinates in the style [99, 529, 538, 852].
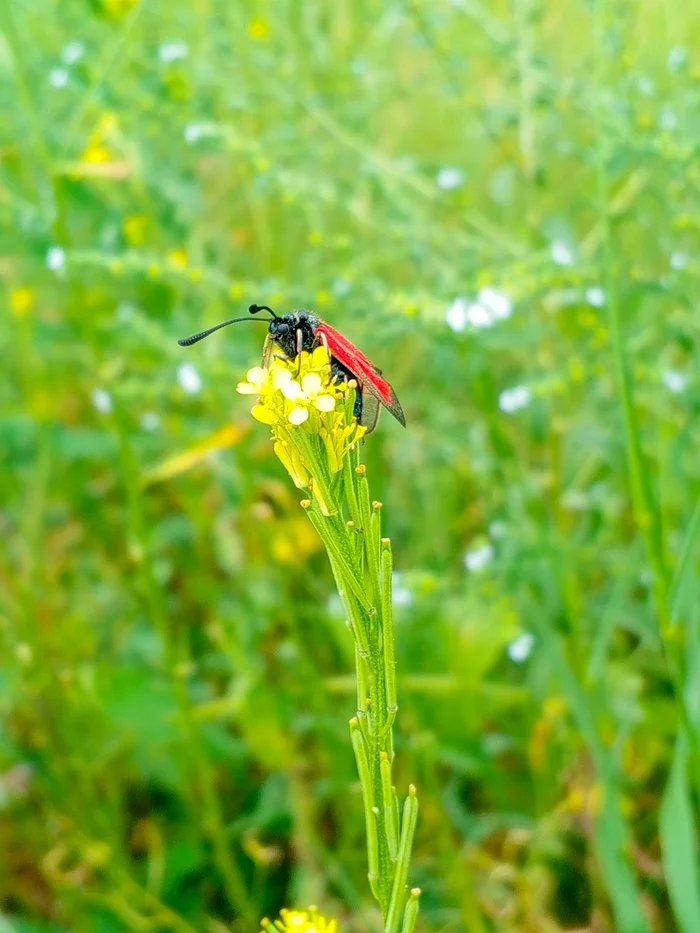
[2, 0, 700, 930]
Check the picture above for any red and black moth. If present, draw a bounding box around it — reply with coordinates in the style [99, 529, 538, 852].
[178, 304, 406, 433]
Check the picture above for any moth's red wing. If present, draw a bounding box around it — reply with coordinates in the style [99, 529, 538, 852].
[315, 322, 406, 427]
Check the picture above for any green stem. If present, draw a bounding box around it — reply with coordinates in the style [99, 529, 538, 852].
[381, 539, 398, 728]
[380, 752, 400, 860]
[351, 718, 381, 900]
[385, 786, 419, 933]
[301, 454, 418, 929]
[400, 888, 422, 933]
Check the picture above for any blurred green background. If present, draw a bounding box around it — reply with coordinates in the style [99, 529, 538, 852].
[2, 0, 700, 931]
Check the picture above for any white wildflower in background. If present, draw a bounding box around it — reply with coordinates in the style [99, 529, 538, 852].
[562, 489, 591, 512]
[46, 246, 66, 271]
[91, 389, 113, 414]
[326, 592, 344, 617]
[159, 41, 189, 63]
[637, 75, 655, 95]
[445, 288, 512, 332]
[488, 520, 506, 539]
[62, 41, 84, 64]
[445, 297, 469, 332]
[436, 167, 465, 191]
[49, 68, 69, 88]
[478, 287, 512, 321]
[670, 252, 688, 270]
[667, 46, 688, 72]
[508, 632, 535, 663]
[551, 240, 574, 266]
[184, 123, 203, 144]
[499, 385, 531, 413]
[662, 370, 687, 394]
[585, 286, 606, 307]
[659, 107, 678, 131]
[177, 362, 203, 394]
[116, 302, 137, 322]
[392, 572, 413, 608]
[140, 412, 161, 431]
[464, 542, 494, 573]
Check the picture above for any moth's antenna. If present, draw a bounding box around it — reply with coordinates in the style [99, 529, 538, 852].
[249, 303, 278, 319]
[177, 317, 268, 347]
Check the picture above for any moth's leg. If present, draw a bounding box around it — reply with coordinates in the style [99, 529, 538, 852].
[295, 327, 304, 376]
[318, 331, 330, 355]
[330, 359, 351, 386]
[262, 333, 273, 368]
[354, 387, 363, 422]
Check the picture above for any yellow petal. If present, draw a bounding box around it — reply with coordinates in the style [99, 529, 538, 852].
[288, 406, 309, 425]
[236, 382, 259, 395]
[314, 394, 335, 412]
[301, 372, 323, 395]
[251, 404, 277, 425]
[311, 345, 329, 368]
[281, 380, 303, 401]
[246, 366, 267, 386]
[272, 368, 293, 389]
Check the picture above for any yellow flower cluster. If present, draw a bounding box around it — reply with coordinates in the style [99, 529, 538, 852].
[81, 113, 118, 165]
[237, 346, 366, 510]
[100, 0, 140, 18]
[261, 906, 338, 933]
[237, 346, 340, 427]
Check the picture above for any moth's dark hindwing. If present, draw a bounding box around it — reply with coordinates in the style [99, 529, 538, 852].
[358, 393, 380, 433]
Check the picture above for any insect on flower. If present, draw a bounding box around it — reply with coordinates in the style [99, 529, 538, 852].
[178, 304, 406, 433]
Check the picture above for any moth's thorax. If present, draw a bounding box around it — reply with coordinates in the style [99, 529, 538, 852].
[268, 309, 319, 357]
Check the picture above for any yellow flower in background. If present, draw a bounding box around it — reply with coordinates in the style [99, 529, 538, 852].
[123, 214, 149, 246]
[81, 140, 111, 164]
[81, 112, 119, 164]
[10, 288, 34, 317]
[167, 248, 189, 269]
[261, 906, 338, 932]
[101, 0, 140, 18]
[248, 17, 270, 40]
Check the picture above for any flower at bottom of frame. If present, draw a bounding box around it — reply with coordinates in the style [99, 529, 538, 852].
[261, 906, 339, 933]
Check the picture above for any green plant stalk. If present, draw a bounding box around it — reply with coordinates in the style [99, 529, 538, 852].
[300, 447, 418, 929]
[385, 787, 419, 933]
[400, 888, 421, 933]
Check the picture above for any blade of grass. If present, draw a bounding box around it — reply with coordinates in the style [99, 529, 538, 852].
[668, 498, 700, 625]
[660, 733, 700, 933]
[529, 611, 648, 933]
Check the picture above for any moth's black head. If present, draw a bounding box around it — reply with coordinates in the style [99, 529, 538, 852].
[268, 317, 291, 338]
[249, 304, 319, 358]
[267, 314, 300, 357]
